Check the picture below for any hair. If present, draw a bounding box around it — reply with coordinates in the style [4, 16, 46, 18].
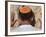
[19, 9, 36, 26]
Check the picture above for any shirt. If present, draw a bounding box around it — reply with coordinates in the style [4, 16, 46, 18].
[11, 24, 36, 32]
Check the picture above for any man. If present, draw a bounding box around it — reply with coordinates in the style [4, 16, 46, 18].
[11, 6, 36, 32]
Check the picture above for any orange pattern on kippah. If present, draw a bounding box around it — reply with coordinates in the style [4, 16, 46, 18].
[19, 6, 31, 13]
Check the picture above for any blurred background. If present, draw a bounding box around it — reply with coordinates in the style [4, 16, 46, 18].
[10, 5, 42, 31]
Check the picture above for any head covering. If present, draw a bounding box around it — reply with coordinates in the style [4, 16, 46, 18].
[19, 6, 31, 14]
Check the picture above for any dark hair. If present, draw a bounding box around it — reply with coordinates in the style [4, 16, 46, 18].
[19, 10, 36, 26]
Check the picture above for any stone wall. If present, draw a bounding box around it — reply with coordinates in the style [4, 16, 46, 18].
[10, 5, 42, 30]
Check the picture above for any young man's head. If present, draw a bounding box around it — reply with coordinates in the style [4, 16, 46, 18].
[19, 6, 36, 26]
